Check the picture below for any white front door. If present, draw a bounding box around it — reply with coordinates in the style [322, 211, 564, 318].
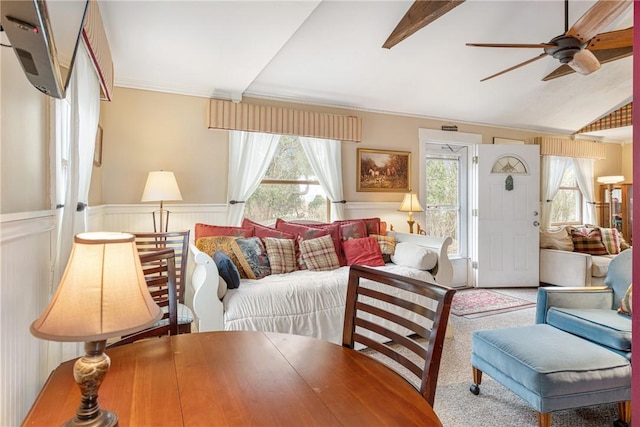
[475, 144, 540, 287]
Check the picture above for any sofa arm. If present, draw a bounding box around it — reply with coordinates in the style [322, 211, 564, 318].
[535, 286, 613, 324]
[539, 248, 593, 287]
[189, 244, 225, 332]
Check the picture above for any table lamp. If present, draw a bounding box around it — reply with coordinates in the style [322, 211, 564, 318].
[30, 232, 163, 427]
[141, 170, 183, 232]
[398, 193, 424, 234]
[596, 175, 624, 228]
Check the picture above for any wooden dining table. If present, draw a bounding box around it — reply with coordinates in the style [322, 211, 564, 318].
[22, 331, 442, 426]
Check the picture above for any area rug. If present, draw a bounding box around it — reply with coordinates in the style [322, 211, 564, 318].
[451, 289, 536, 318]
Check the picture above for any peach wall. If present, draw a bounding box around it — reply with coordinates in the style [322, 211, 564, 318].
[95, 89, 628, 207]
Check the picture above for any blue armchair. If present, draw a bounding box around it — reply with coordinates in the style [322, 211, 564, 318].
[536, 249, 632, 360]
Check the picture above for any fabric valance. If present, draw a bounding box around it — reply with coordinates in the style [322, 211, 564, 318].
[534, 137, 606, 160]
[208, 99, 362, 142]
[82, 0, 113, 101]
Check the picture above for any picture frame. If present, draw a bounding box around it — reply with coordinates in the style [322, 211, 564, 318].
[93, 125, 103, 167]
[357, 148, 411, 192]
[493, 137, 525, 145]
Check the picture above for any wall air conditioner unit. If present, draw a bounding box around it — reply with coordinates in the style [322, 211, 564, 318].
[1, 0, 88, 99]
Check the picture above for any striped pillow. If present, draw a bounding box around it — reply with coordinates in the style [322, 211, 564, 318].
[264, 238, 297, 274]
[599, 227, 621, 255]
[618, 284, 632, 316]
[570, 228, 607, 256]
[300, 235, 341, 271]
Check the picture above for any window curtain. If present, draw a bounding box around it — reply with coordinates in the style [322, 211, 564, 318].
[571, 157, 596, 225]
[299, 137, 345, 221]
[54, 42, 101, 285]
[540, 155, 569, 229]
[227, 131, 281, 225]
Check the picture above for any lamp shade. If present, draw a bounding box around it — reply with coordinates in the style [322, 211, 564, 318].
[596, 175, 625, 185]
[141, 171, 183, 203]
[30, 232, 162, 342]
[398, 193, 424, 213]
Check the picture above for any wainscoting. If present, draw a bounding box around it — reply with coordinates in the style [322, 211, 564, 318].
[2, 202, 468, 424]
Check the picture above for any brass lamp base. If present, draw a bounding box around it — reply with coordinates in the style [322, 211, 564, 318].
[407, 219, 415, 234]
[65, 340, 118, 427]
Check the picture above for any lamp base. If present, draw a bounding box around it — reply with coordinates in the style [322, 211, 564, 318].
[64, 410, 117, 427]
[407, 220, 415, 234]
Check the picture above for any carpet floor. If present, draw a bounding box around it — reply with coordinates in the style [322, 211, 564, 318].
[363, 288, 620, 427]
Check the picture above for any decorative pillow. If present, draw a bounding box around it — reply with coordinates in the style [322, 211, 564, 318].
[334, 217, 381, 236]
[618, 230, 631, 251]
[379, 221, 387, 236]
[264, 238, 297, 274]
[196, 236, 249, 278]
[212, 251, 241, 289]
[391, 242, 437, 271]
[539, 227, 573, 251]
[303, 222, 343, 264]
[242, 218, 296, 240]
[570, 228, 608, 256]
[195, 223, 254, 241]
[299, 235, 341, 271]
[342, 237, 385, 267]
[339, 220, 368, 241]
[234, 237, 271, 279]
[598, 227, 621, 255]
[618, 283, 632, 316]
[370, 233, 396, 263]
[275, 219, 331, 269]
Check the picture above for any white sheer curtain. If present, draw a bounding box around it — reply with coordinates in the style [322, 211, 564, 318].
[299, 137, 345, 221]
[572, 157, 596, 225]
[540, 155, 569, 229]
[54, 42, 101, 283]
[227, 131, 281, 225]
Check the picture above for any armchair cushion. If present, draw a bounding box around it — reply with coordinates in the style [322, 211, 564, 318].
[546, 308, 631, 353]
[604, 249, 633, 308]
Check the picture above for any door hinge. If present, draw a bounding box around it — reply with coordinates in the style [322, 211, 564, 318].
[472, 261, 478, 269]
[472, 156, 478, 164]
[472, 209, 478, 217]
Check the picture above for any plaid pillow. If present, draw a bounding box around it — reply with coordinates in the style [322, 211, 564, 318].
[570, 228, 608, 256]
[300, 235, 341, 271]
[598, 227, 620, 255]
[263, 238, 297, 274]
[618, 283, 632, 316]
[370, 234, 396, 255]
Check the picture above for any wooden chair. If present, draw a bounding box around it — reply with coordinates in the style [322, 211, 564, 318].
[342, 264, 456, 406]
[108, 248, 178, 348]
[128, 231, 193, 333]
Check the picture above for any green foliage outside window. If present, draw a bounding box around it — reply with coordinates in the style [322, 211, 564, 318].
[424, 156, 459, 254]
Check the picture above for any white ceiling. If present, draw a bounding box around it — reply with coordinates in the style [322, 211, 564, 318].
[98, 0, 633, 141]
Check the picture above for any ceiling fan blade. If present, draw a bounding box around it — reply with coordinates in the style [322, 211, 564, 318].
[542, 46, 633, 81]
[587, 27, 633, 50]
[566, 0, 632, 44]
[383, 0, 465, 49]
[479, 53, 547, 82]
[568, 49, 601, 75]
[466, 42, 556, 49]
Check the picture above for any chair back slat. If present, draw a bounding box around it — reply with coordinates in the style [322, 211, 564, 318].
[343, 264, 455, 407]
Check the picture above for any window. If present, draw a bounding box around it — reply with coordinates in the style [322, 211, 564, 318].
[550, 160, 582, 225]
[423, 146, 468, 256]
[245, 136, 328, 223]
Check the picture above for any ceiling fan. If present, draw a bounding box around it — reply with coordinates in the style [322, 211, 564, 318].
[466, 0, 633, 82]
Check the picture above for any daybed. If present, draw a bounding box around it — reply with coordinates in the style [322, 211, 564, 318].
[188, 229, 454, 344]
[539, 225, 630, 287]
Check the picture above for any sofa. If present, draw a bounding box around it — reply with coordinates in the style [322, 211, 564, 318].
[187, 222, 454, 343]
[539, 225, 630, 287]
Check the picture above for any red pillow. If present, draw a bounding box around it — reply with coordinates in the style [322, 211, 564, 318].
[334, 217, 381, 236]
[242, 218, 295, 240]
[342, 237, 385, 267]
[194, 223, 254, 241]
[339, 220, 368, 241]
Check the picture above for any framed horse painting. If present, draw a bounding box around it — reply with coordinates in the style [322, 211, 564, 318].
[357, 148, 411, 192]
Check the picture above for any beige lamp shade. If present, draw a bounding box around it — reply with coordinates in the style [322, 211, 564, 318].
[31, 232, 162, 342]
[596, 176, 625, 185]
[141, 171, 183, 202]
[398, 193, 424, 213]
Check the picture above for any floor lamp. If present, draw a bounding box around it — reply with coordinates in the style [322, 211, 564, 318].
[141, 171, 183, 232]
[596, 175, 624, 228]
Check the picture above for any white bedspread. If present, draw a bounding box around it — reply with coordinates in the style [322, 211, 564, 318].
[223, 264, 435, 344]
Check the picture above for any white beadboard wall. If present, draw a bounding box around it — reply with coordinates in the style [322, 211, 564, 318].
[0, 211, 56, 427]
